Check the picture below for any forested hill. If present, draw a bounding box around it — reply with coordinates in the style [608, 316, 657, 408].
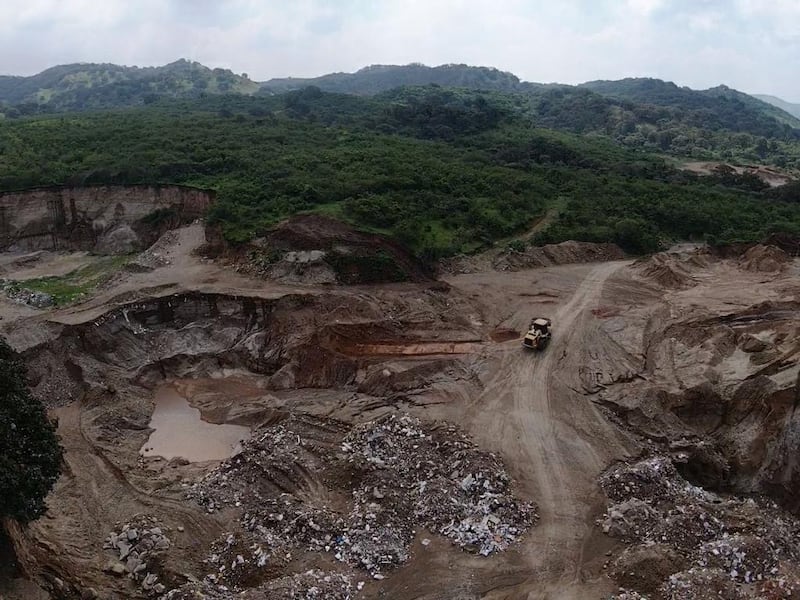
[580, 78, 800, 128]
[261, 63, 528, 95]
[1, 89, 799, 260]
[0, 59, 258, 113]
[5, 60, 799, 143]
[755, 94, 800, 121]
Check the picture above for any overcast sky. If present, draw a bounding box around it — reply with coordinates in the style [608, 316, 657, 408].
[1, 0, 799, 100]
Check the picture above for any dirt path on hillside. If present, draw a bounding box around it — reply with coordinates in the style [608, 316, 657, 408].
[470, 261, 634, 599]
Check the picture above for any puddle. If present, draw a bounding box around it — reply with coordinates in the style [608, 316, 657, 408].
[140, 384, 250, 462]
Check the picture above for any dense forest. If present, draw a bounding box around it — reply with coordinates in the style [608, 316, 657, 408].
[3, 62, 800, 168]
[1, 86, 798, 257]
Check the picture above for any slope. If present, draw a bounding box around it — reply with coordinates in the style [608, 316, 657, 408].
[755, 94, 800, 120]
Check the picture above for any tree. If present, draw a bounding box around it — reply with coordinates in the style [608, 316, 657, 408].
[0, 338, 61, 523]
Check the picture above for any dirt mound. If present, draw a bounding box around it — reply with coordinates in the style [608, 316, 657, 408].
[493, 241, 625, 272]
[738, 244, 789, 273]
[226, 215, 433, 285]
[633, 252, 695, 288]
[440, 240, 625, 274]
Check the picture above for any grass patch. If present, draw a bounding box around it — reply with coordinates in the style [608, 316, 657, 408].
[19, 255, 131, 305]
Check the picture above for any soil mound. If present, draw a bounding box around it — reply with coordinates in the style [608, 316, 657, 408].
[234, 215, 433, 285]
[738, 244, 789, 273]
[493, 241, 624, 272]
[634, 252, 695, 288]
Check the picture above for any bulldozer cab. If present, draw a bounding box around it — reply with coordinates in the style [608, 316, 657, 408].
[531, 318, 551, 334]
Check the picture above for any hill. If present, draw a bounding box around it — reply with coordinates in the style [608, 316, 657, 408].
[581, 78, 800, 129]
[2, 60, 799, 160]
[261, 63, 527, 95]
[0, 59, 259, 112]
[755, 94, 800, 120]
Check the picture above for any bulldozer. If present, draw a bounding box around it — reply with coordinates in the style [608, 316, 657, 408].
[522, 318, 552, 351]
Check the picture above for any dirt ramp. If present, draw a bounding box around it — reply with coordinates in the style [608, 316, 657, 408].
[738, 244, 790, 273]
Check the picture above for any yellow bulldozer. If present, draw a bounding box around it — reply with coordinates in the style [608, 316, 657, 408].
[522, 318, 552, 351]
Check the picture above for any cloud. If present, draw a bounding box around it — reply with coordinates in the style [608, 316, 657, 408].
[0, 0, 798, 100]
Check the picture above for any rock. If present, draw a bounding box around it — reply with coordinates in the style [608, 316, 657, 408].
[177, 526, 185, 532]
[155, 537, 170, 550]
[125, 556, 142, 574]
[80, 588, 99, 599]
[740, 334, 768, 353]
[116, 540, 132, 559]
[142, 573, 158, 590]
[104, 561, 127, 577]
[127, 528, 138, 541]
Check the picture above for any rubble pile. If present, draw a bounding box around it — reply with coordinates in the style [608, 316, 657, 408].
[131, 230, 182, 270]
[1, 280, 54, 308]
[341, 415, 535, 557]
[162, 569, 357, 600]
[103, 515, 171, 596]
[185, 413, 535, 587]
[609, 591, 649, 600]
[599, 456, 800, 598]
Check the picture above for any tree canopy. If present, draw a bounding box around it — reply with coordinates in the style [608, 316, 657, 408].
[0, 338, 62, 523]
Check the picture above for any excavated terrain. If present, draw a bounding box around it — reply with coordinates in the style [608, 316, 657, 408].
[0, 217, 799, 600]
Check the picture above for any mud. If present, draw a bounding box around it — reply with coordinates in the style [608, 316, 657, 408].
[0, 219, 799, 600]
[140, 384, 250, 462]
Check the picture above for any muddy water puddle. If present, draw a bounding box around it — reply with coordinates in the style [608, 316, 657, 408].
[140, 384, 250, 462]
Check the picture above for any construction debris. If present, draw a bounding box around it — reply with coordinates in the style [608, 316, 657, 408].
[162, 569, 356, 600]
[599, 456, 800, 598]
[185, 413, 535, 586]
[103, 515, 170, 596]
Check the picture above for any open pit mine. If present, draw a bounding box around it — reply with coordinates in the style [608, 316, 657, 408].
[1, 186, 799, 600]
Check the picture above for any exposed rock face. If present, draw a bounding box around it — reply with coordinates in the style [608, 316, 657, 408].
[0, 185, 214, 253]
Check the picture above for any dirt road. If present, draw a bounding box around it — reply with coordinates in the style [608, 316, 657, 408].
[468, 261, 633, 599]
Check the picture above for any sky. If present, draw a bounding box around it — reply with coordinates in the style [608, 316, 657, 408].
[1, 0, 799, 100]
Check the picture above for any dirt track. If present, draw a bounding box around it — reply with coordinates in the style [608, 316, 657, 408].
[462, 262, 632, 599]
[2, 226, 800, 599]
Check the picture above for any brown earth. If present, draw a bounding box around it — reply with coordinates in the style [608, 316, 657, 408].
[0, 185, 213, 253]
[681, 161, 795, 187]
[0, 219, 799, 599]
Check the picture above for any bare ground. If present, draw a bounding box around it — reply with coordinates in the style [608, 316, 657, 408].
[1, 226, 799, 599]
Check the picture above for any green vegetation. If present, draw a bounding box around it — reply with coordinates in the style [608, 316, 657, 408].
[0, 59, 257, 113]
[13, 256, 131, 305]
[0, 337, 62, 523]
[0, 85, 798, 256]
